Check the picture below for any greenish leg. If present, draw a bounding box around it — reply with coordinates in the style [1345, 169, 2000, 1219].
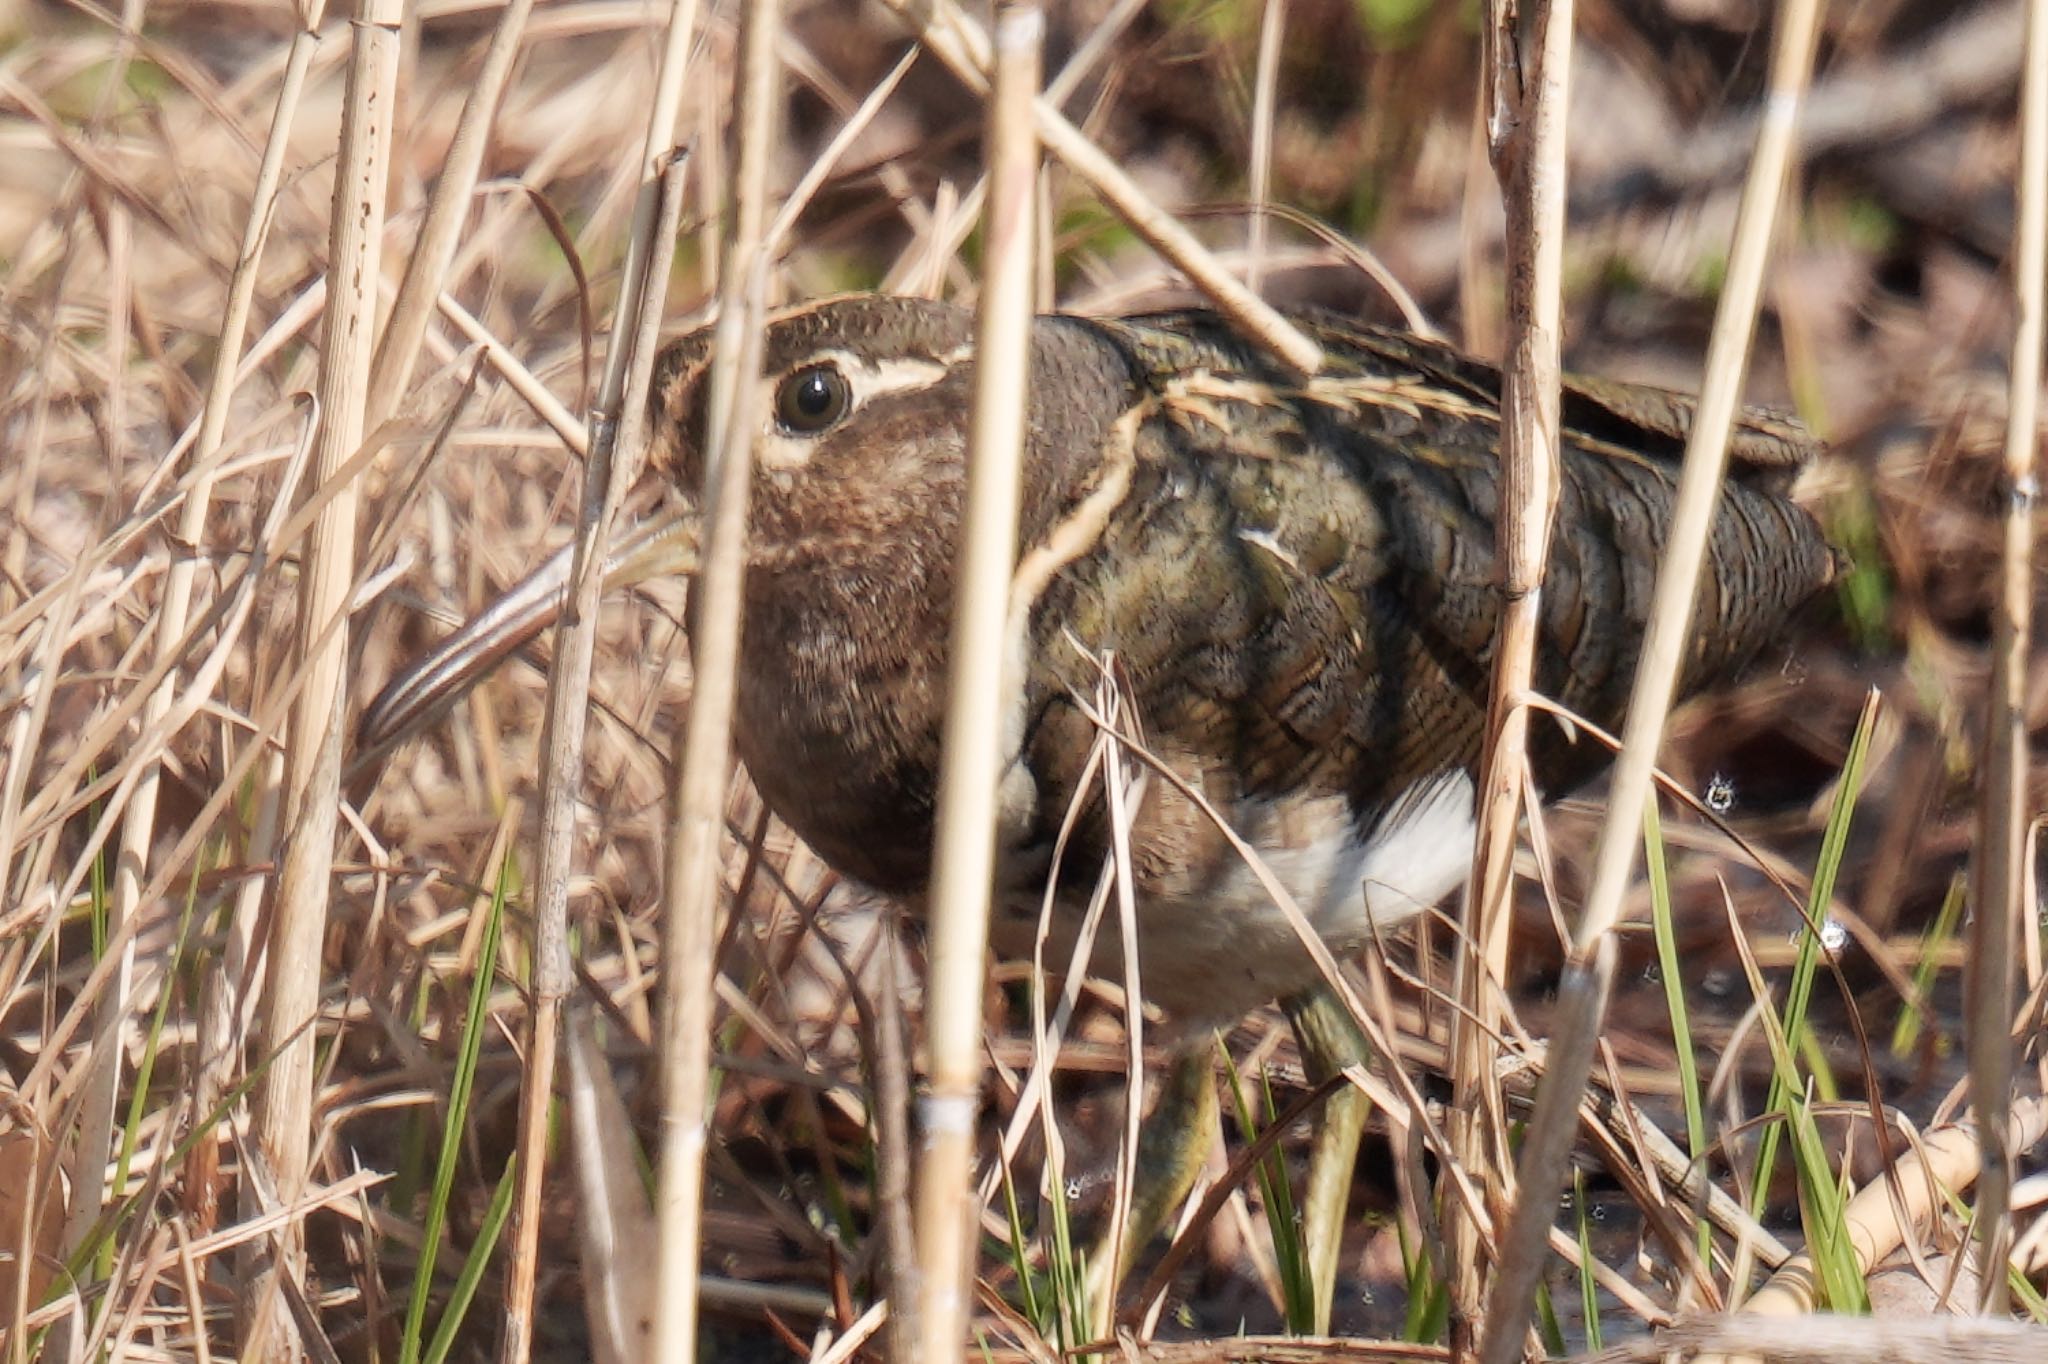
[1282, 983, 1374, 1336]
[1084, 1046, 1219, 1310]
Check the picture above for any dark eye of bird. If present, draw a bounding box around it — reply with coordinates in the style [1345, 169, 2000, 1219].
[775, 362, 852, 434]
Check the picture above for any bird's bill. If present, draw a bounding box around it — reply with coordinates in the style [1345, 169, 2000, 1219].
[357, 508, 701, 755]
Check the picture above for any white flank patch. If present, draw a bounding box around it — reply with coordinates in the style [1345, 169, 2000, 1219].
[1005, 772, 1480, 1033]
[1167, 772, 1477, 1028]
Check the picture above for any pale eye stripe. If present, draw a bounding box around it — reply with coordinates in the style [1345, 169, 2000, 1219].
[751, 348, 961, 468]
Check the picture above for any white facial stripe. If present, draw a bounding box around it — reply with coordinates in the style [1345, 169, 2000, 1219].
[752, 348, 960, 470]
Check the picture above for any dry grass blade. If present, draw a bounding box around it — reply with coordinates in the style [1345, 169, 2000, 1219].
[168, 12, 325, 1260]
[566, 1009, 656, 1364]
[1245, 0, 1286, 296]
[912, 5, 1042, 1356]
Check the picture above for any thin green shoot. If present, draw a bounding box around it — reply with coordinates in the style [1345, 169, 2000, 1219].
[1747, 692, 1878, 1220]
[101, 838, 218, 1279]
[399, 853, 511, 1364]
[1573, 1171, 1603, 1352]
[420, 1153, 518, 1364]
[1890, 871, 1964, 1058]
[996, 1149, 1045, 1333]
[1222, 1048, 1314, 1332]
[1644, 797, 1711, 1266]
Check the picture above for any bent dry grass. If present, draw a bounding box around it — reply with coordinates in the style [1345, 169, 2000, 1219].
[2, 2, 2046, 1360]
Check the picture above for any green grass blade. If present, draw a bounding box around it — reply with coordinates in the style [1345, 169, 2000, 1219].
[399, 855, 511, 1364]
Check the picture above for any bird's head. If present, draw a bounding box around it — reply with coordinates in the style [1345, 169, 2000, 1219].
[357, 295, 1135, 756]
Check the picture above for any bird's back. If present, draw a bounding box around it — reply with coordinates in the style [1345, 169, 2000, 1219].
[990, 310, 1834, 1020]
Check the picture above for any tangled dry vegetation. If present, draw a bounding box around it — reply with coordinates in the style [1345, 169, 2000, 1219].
[2, 0, 2047, 1360]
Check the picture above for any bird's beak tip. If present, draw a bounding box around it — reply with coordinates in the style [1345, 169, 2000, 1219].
[356, 508, 703, 755]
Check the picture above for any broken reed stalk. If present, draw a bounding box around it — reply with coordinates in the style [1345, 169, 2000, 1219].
[1967, 0, 2048, 1308]
[1475, 3, 1822, 1359]
[652, 0, 775, 1358]
[1739, 1094, 2048, 1320]
[368, 0, 536, 420]
[247, 2, 401, 1353]
[1455, 0, 1572, 1339]
[912, 5, 1042, 1355]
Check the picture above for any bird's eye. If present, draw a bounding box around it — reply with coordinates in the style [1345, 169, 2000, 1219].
[774, 363, 852, 434]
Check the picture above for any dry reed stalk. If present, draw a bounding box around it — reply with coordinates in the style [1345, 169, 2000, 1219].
[1596, 1315, 2048, 1364]
[495, 0, 700, 1347]
[1966, 0, 2048, 1308]
[247, 1, 402, 1352]
[499, 151, 689, 1364]
[912, 5, 1041, 1354]
[870, 0, 1146, 300]
[1453, 0, 1572, 1341]
[652, 0, 773, 1357]
[599, 0, 703, 418]
[1475, 4, 1823, 1360]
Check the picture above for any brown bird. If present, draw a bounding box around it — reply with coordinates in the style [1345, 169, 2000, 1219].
[361, 294, 1834, 1316]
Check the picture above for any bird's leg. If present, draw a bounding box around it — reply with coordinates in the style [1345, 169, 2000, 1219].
[1281, 983, 1374, 1335]
[1083, 1045, 1218, 1312]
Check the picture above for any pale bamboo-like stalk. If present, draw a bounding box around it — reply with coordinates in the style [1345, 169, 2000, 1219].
[650, 1, 776, 1357]
[1735, 1096, 2048, 1323]
[369, 0, 536, 420]
[1475, 5, 1822, 1360]
[881, 0, 1323, 376]
[598, 0, 703, 418]
[912, 6, 1041, 1356]
[1453, 0, 1570, 1338]
[246, 0, 401, 1350]
[873, 0, 1145, 299]
[1967, 0, 2048, 1309]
